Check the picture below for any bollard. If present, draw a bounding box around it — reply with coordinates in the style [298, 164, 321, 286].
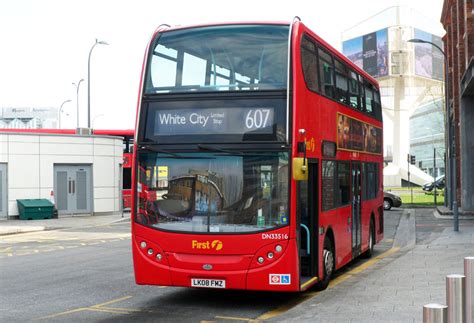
[423, 304, 448, 323]
[446, 274, 466, 323]
[466, 257, 474, 323]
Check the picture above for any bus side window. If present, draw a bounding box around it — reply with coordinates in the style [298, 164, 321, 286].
[149, 44, 178, 90]
[336, 161, 350, 207]
[348, 70, 359, 109]
[362, 163, 378, 200]
[322, 160, 336, 211]
[318, 48, 335, 99]
[373, 90, 382, 120]
[365, 84, 374, 115]
[334, 59, 348, 105]
[358, 75, 365, 112]
[301, 36, 319, 92]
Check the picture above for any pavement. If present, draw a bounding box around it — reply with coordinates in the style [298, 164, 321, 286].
[0, 212, 130, 235]
[271, 208, 474, 322]
[1, 208, 473, 322]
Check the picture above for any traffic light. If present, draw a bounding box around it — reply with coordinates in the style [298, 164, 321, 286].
[410, 155, 416, 165]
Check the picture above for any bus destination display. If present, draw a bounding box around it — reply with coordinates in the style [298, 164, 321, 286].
[154, 107, 275, 135]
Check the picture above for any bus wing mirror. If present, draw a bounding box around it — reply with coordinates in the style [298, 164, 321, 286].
[292, 157, 308, 181]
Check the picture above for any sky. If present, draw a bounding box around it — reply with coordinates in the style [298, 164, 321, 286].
[0, 0, 445, 130]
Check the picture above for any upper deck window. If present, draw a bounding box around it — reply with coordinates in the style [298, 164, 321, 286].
[146, 25, 289, 94]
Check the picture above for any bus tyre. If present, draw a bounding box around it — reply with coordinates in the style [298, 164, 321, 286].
[363, 219, 375, 258]
[315, 236, 334, 291]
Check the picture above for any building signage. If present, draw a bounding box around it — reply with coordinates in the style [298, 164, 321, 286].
[343, 28, 389, 78]
[154, 107, 275, 135]
[337, 113, 382, 154]
[413, 29, 444, 81]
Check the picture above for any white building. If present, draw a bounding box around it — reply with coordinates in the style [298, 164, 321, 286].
[0, 132, 124, 219]
[342, 6, 445, 187]
[0, 107, 59, 129]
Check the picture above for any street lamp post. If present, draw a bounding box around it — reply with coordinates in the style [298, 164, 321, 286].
[408, 38, 458, 231]
[72, 79, 84, 128]
[87, 39, 109, 129]
[92, 114, 104, 129]
[58, 99, 72, 129]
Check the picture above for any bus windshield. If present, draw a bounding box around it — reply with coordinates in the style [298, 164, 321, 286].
[145, 24, 289, 93]
[136, 151, 289, 233]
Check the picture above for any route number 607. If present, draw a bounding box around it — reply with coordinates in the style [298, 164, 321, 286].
[245, 109, 271, 129]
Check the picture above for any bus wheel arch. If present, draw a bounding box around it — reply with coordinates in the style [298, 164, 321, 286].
[315, 229, 335, 291]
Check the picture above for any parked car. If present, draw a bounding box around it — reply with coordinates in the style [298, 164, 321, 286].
[422, 175, 445, 192]
[383, 191, 402, 210]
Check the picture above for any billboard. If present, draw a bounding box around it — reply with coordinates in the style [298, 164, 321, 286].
[413, 29, 444, 80]
[343, 28, 389, 78]
[337, 113, 382, 154]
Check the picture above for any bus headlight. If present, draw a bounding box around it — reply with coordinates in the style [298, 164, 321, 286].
[147, 249, 154, 255]
[140, 241, 147, 249]
[275, 245, 283, 252]
[257, 256, 265, 264]
[156, 253, 163, 261]
[267, 252, 274, 259]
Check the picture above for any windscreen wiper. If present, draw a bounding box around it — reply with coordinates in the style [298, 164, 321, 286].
[197, 144, 243, 156]
[139, 145, 181, 157]
[140, 145, 214, 159]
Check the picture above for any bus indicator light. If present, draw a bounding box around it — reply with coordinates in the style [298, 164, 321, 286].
[156, 253, 163, 261]
[257, 257, 265, 264]
[140, 241, 147, 249]
[275, 245, 283, 252]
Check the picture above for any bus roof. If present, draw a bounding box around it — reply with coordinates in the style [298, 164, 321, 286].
[0, 128, 134, 137]
[152, 20, 379, 89]
[154, 21, 290, 34]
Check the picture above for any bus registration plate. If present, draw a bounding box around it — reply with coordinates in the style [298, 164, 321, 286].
[191, 278, 226, 289]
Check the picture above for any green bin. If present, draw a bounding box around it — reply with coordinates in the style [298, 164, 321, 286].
[17, 199, 54, 220]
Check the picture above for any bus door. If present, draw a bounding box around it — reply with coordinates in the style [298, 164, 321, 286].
[351, 162, 362, 255]
[298, 160, 319, 283]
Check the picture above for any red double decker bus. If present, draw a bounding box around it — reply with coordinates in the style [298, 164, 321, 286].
[132, 19, 383, 292]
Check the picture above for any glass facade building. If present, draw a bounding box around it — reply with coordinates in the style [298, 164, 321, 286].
[409, 99, 445, 177]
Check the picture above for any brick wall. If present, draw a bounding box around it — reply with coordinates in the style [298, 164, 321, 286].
[441, 0, 474, 205]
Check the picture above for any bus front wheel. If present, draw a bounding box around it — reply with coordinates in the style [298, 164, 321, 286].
[315, 236, 334, 291]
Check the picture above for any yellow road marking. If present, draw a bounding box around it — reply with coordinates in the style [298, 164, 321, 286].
[34, 307, 89, 320]
[257, 247, 399, 320]
[86, 307, 131, 315]
[97, 306, 143, 313]
[215, 316, 259, 322]
[33, 296, 133, 320]
[93, 295, 133, 307]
